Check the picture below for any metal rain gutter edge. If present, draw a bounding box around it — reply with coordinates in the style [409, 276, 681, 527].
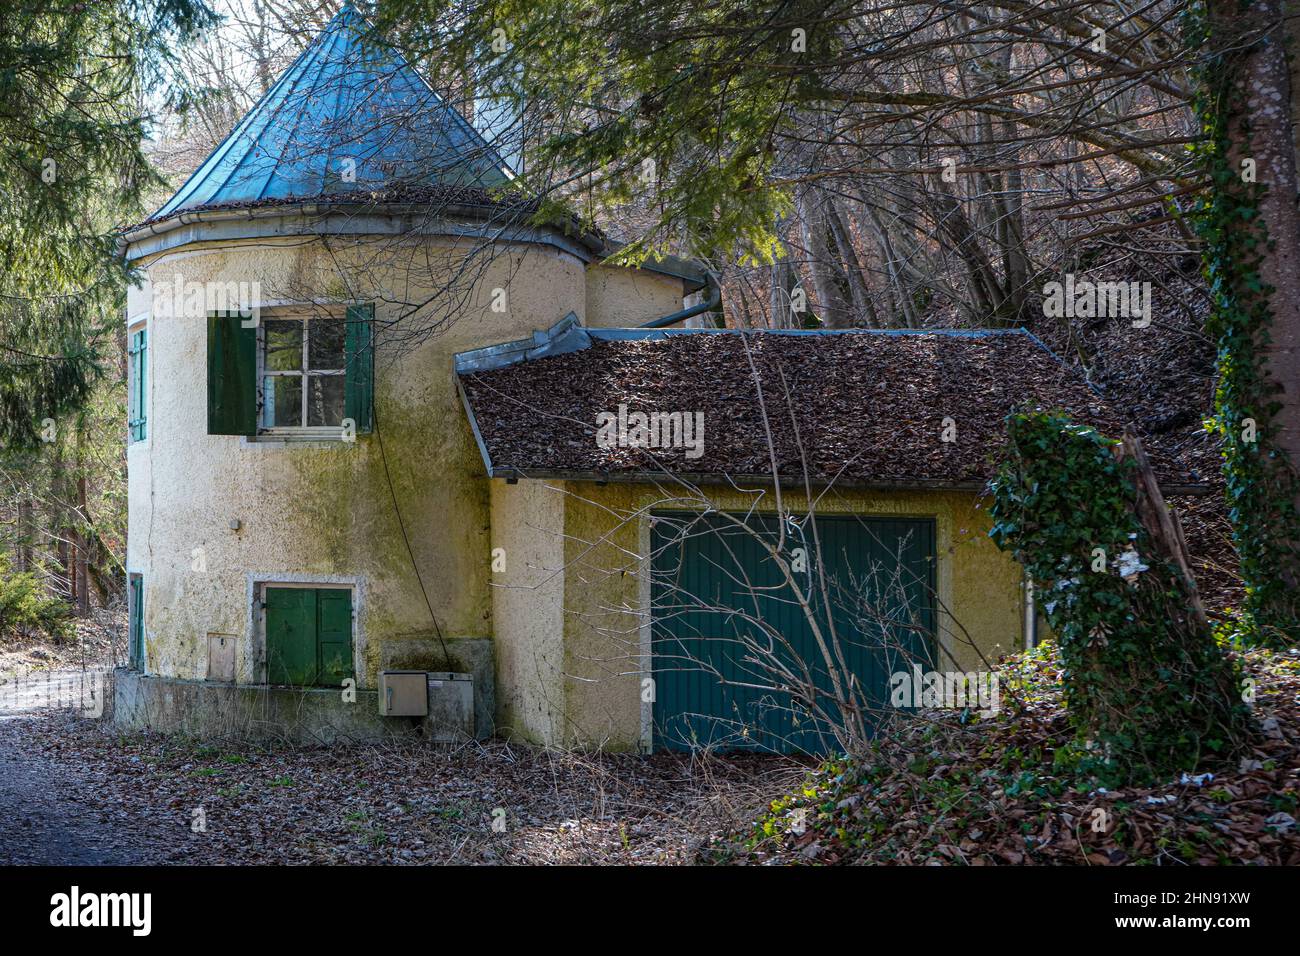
[453, 312, 591, 374]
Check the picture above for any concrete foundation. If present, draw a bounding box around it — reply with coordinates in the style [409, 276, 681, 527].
[114, 668, 477, 745]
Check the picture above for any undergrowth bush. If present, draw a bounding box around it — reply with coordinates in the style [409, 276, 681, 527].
[0, 554, 74, 643]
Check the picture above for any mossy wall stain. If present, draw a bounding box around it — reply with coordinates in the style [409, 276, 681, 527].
[127, 231, 684, 691]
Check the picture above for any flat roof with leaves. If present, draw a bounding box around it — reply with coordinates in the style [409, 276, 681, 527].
[457, 327, 1200, 490]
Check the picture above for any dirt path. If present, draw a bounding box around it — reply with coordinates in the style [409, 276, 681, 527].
[0, 668, 148, 865]
[0, 718, 144, 865]
[0, 672, 795, 865]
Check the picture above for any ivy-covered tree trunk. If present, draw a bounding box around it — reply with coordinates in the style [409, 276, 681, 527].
[1193, 0, 1300, 642]
[991, 412, 1254, 787]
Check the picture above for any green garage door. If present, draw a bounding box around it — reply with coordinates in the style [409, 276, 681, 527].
[650, 513, 935, 754]
[265, 586, 354, 687]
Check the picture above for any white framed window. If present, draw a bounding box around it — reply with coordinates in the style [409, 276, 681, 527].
[127, 323, 148, 443]
[257, 308, 347, 437]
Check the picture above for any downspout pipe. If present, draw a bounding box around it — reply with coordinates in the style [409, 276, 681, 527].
[639, 273, 721, 328]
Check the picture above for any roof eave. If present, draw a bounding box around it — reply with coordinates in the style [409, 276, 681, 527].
[597, 238, 710, 293]
[118, 199, 606, 262]
[485, 468, 1211, 497]
[488, 467, 990, 492]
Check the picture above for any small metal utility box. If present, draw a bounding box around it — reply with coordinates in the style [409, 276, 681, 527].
[378, 670, 429, 717]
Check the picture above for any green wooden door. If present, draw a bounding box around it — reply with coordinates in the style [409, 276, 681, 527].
[650, 513, 935, 754]
[265, 587, 353, 687]
[317, 589, 354, 685]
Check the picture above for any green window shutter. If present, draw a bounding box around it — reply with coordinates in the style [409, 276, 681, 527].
[317, 589, 354, 686]
[344, 304, 374, 434]
[129, 575, 145, 669]
[266, 588, 318, 686]
[265, 586, 353, 687]
[127, 338, 137, 441]
[128, 328, 147, 442]
[138, 329, 148, 441]
[207, 313, 257, 436]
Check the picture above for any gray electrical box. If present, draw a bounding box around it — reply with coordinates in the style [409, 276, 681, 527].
[426, 672, 475, 741]
[379, 670, 429, 717]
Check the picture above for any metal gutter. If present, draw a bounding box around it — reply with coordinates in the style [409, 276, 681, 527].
[454, 375, 495, 480]
[454, 313, 591, 374]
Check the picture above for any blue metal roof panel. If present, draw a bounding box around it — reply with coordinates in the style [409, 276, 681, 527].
[152, 5, 511, 220]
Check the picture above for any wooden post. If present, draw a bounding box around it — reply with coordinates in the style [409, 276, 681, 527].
[1118, 427, 1210, 632]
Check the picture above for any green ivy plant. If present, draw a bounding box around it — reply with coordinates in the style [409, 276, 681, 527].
[989, 411, 1253, 787]
[1184, 2, 1300, 646]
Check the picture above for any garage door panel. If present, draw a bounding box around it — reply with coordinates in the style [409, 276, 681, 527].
[651, 513, 935, 754]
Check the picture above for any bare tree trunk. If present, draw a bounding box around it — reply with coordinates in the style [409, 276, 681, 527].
[983, 29, 1031, 323]
[75, 474, 89, 617]
[861, 203, 921, 328]
[827, 201, 881, 327]
[17, 498, 33, 573]
[1238, 1, 1300, 492]
[799, 189, 854, 328]
[770, 218, 799, 328]
[51, 448, 70, 602]
[929, 182, 1003, 322]
[1287, 0, 1300, 165]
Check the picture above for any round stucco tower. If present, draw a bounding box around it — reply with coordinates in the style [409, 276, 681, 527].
[117, 7, 699, 739]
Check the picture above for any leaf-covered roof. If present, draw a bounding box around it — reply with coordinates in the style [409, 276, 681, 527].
[457, 327, 1200, 489]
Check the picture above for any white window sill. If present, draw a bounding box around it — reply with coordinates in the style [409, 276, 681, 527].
[245, 427, 353, 446]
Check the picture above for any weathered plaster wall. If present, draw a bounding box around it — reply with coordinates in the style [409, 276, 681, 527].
[127, 234, 612, 688]
[584, 265, 685, 327]
[487, 479, 1027, 750]
[487, 480, 568, 744]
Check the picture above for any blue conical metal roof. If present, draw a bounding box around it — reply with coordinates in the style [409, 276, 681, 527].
[153, 5, 511, 219]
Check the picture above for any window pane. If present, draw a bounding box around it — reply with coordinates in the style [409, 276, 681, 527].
[129, 329, 147, 442]
[265, 320, 303, 371]
[307, 375, 345, 426]
[264, 375, 303, 427]
[309, 318, 345, 371]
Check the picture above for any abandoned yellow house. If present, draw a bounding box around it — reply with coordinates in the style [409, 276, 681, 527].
[114, 7, 1184, 753]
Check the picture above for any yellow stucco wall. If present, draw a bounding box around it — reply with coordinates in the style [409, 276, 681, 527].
[126, 231, 684, 688]
[127, 219, 1024, 753]
[584, 264, 686, 327]
[487, 479, 567, 742]
[489, 479, 1027, 750]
